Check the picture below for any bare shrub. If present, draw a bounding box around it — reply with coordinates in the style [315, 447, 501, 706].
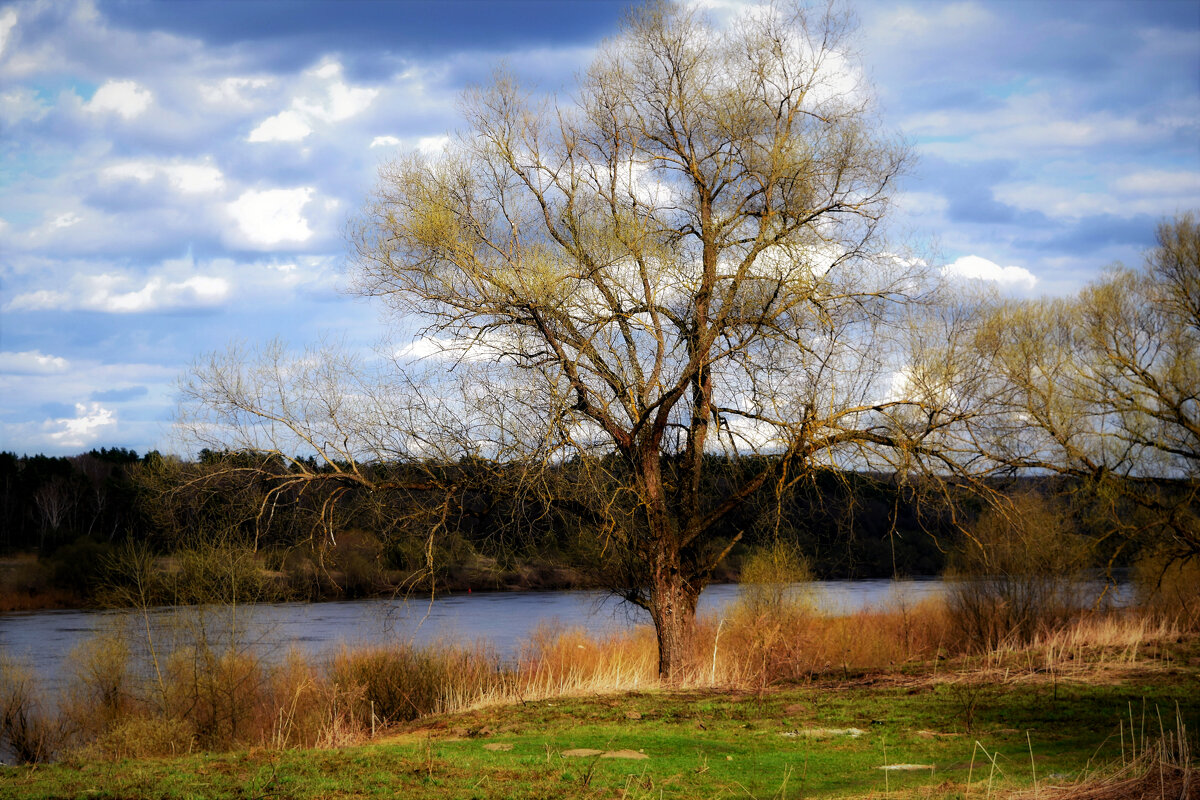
[78, 716, 196, 760]
[949, 492, 1090, 650]
[1134, 550, 1200, 629]
[264, 648, 329, 749]
[162, 643, 271, 749]
[717, 541, 815, 686]
[59, 630, 137, 741]
[330, 642, 507, 724]
[0, 658, 64, 764]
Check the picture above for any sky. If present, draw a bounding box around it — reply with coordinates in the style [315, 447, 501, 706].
[1, 0, 1198, 457]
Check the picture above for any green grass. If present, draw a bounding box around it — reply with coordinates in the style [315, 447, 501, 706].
[4, 649, 1197, 800]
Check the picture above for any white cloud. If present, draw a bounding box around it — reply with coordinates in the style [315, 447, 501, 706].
[1114, 170, 1200, 197]
[228, 187, 315, 246]
[394, 335, 494, 363]
[248, 109, 311, 142]
[166, 164, 225, 193]
[85, 80, 153, 119]
[102, 160, 225, 193]
[993, 184, 1117, 220]
[0, 350, 70, 374]
[0, 7, 16, 59]
[248, 60, 378, 144]
[371, 135, 402, 148]
[198, 76, 272, 107]
[53, 212, 81, 229]
[6, 273, 232, 313]
[942, 255, 1038, 292]
[47, 402, 116, 448]
[0, 87, 48, 124]
[311, 61, 341, 80]
[417, 135, 449, 155]
[872, 2, 994, 40]
[295, 78, 378, 123]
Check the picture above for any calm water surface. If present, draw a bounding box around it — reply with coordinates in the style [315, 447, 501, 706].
[1, 578, 1125, 693]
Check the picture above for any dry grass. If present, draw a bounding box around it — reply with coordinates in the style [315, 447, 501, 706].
[513, 623, 656, 699]
[3, 592, 1193, 765]
[1012, 705, 1195, 800]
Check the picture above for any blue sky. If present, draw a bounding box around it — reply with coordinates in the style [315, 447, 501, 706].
[1, 0, 1197, 457]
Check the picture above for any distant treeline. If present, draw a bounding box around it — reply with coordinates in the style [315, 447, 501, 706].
[0, 447, 1153, 607]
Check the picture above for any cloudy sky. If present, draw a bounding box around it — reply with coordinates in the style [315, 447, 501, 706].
[1, 0, 1197, 457]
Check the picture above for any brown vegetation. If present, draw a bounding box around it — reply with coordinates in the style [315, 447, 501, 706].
[3, 581, 1196, 766]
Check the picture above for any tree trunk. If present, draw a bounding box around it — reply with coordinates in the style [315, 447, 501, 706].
[648, 545, 700, 684]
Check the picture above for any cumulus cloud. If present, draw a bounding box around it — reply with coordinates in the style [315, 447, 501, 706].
[294, 62, 378, 122]
[416, 135, 449, 155]
[247, 59, 378, 144]
[46, 402, 116, 448]
[370, 135, 402, 148]
[0, 350, 70, 374]
[227, 187, 315, 247]
[942, 255, 1038, 292]
[102, 160, 225, 193]
[248, 109, 311, 142]
[52, 212, 82, 229]
[85, 79, 153, 119]
[6, 273, 231, 313]
[198, 76, 272, 108]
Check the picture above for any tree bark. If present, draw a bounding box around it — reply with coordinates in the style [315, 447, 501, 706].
[648, 541, 700, 684]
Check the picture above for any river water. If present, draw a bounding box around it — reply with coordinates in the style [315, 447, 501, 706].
[0, 578, 1127, 694]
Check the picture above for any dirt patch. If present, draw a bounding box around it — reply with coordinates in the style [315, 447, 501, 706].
[561, 749, 604, 758]
[915, 730, 960, 739]
[601, 750, 648, 760]
[560, 748, 649, 760]
[779, 728, 865, 739]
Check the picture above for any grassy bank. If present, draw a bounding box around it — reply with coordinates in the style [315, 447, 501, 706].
[2, 592, 1197, 797]
[2, 641, 1196, 799]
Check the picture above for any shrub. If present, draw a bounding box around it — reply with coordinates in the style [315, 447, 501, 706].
[716, 541, 815, 686]
[79, 715, 195, 760]
[60, 630, 136, 739]
[0, 658, 63, 763]
[1133, 551, 1200, 628]
[330, 642, 506, 724]
[948, 492, 1090, 650]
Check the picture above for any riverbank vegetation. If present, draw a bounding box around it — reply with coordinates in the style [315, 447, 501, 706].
[2, 589, 1197, 795]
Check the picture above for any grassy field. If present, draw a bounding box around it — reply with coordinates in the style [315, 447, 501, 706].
[3, 632, 1196, 800]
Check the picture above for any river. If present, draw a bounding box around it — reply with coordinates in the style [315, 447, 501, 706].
[0, 578, 1127, 694]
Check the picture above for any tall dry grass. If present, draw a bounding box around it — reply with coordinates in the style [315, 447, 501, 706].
[3, 587, 1192, 764]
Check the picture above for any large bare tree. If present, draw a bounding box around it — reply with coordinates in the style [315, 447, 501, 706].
[340, 2, 969, 680]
